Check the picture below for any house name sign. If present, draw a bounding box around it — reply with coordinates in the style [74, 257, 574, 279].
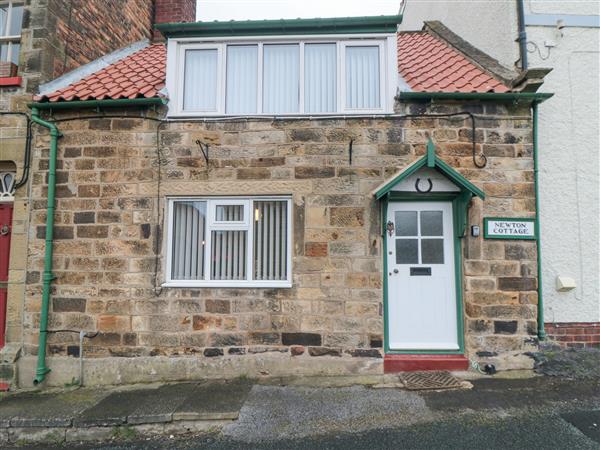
[483, 218, 536, 240]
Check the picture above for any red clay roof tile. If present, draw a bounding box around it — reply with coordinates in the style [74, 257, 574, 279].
[37, 28, 509, 103]
[35, 44, 166, 102]
[397, 31, 509, 93]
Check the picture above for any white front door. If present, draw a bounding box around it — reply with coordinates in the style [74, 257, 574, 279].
[386, 201, 459, 351]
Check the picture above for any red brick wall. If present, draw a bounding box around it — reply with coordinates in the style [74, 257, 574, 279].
[545, 322, 600, 349]
[49, 0, 155, 78]
[153, 0, 196, 40]
[154, 0, 196, 24]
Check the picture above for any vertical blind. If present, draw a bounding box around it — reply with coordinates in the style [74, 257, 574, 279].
[171, 201, 207, 280]
[226, 45, 258, 114]
[262, 44, 299, 113]
[304, 43, 336, 113]
[345, 46, 380, 110]
[170, 199, 289, 283]
[211, 231, 247, 280]
[183, 49, 218, 111]
[181, 41, 385, 114]
[215, 204, 244, 222]
[254, 201, 288, 281]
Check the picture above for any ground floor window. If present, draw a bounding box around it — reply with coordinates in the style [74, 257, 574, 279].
[165, 196, 292, 287]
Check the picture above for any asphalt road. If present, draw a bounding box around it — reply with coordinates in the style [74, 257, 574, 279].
[41, 411, 600, 449]
[31, 376, 600, 450]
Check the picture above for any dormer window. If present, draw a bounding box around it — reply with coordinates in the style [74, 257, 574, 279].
[168, 36, 396, 117]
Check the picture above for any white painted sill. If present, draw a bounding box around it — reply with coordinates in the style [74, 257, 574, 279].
[162, 281, 293, 289]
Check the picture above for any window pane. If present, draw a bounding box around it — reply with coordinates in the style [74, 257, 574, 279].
[183, 49, 218, 111]
[421, 239, 444, 264]
[226, 45, 257, 114]
[345, 46, 380, 109]
[253, 201, 288, 280]
[396, 239, 418, 264]
[304, 43, 336, 113]
[420, 211, 443, 236]
[0, 43, 7, 63]
[10, 42, 19, 65]
[395, 211, 417, 236]
[0, 6, 7, 37]
[215, 204, 244, 221]
[171, 201, 207, 280]
[211, 230, 247, 280]
[9, 5, 23, 36]
[263, 44, 299, 113]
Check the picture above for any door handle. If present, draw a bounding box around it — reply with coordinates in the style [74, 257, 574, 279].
[393, 269, 399, 274]
[0, 224, 9, 236]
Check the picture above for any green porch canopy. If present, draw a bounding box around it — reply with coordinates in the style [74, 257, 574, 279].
[373, 139, 485, 201]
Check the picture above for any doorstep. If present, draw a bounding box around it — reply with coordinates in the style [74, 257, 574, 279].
[384, 354, 469, 372]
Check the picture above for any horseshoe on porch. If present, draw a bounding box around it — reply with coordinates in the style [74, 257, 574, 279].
[415, 177, 433, 193]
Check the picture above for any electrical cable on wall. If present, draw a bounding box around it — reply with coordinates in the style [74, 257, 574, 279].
[41, 108, 533, 303]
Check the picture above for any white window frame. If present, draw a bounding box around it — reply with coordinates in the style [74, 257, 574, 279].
[340, 40, 386, 114]
[209, 198, 250, 228]
[177, 43, 224, 114]
[0, 1, 22, 66]
[164, 196, 293, 288]
[167, 33, 397, 117]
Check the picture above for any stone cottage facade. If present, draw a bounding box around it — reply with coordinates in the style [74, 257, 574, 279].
[5, 15, 552, 387]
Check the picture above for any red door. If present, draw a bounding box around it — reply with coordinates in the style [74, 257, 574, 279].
[0, 203, 12, 348]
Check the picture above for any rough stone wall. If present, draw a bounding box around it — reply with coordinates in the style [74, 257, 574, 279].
[21, 100, 538, 368]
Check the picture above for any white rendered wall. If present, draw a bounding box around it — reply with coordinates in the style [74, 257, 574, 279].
[524, 1, 600, 323]
[399, 0, 600, 322]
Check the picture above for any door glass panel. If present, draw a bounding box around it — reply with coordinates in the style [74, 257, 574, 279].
[395, 211, 417, 236]
[420, 211, 443, 236]
[396, 239, 418, 264]
[421, 239, 444, 264]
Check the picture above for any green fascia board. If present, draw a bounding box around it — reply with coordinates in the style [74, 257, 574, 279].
[435, 156, 485, 200]
[374, 158, 426, 200]
[374, 154, 485, 200]
[155, 15, 403, 38]
[398, 91, 553, 103]
[28, 97, 167, 110]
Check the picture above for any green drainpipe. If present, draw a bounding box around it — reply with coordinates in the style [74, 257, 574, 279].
[30, 107, 62, 385]
[533, 102, 546, 340]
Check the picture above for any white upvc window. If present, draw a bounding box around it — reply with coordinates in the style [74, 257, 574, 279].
[165, 196, 292, 288]
[168, 34, 397, 117]
[0, 1, 23, 68]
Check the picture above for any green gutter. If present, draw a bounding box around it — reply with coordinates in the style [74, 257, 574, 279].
[533, 102, 546, 340]
[30, 107, 62, 385]
[398, 92, 553, 103]
[29, 97, 166, 111]
[155, 15, 403, 38]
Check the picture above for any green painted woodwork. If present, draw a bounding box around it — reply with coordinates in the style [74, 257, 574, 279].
[483, 217, 536, 240]
[398, 91, 553, 103]
[381, 194, 466, 355]
[426, 138, 435, 168]
[373, 140, 485, 201]
[377, 141, 484, 355]
[155, 15, 403, 38]
[29, 98, 167, 110]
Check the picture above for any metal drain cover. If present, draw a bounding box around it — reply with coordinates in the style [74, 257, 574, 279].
[399, 371, 463, 390]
